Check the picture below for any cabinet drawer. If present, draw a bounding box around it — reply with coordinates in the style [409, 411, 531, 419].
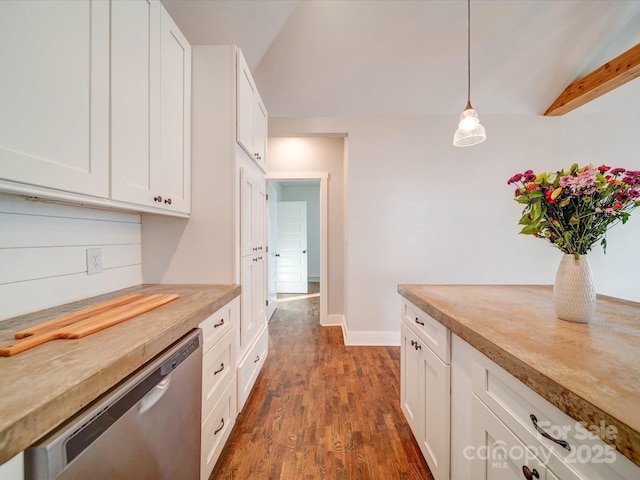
[237, 325, 268, 411]
[202, 327, 235, 418]
[472, 350, 637, 479]
[199, 298, 237, 354]
[472, 395, 552, 480]
[200, 380, 236, 480]
[401, 299, 450, 363]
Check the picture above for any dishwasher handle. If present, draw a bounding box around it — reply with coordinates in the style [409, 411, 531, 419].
[137, 376, 172, 415]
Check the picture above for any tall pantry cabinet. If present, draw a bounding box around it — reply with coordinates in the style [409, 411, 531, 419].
[141, 45, 269, 469]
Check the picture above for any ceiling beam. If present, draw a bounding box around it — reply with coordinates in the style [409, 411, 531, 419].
[544, 43, 640, 116]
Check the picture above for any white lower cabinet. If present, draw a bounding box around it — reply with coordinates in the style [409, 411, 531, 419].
[401, 298, 640, 480]
[471, 348, 638, 480]
[199, 298, 238, 480]
[400, 301, 451, 480]
[238, 325, 268, 410]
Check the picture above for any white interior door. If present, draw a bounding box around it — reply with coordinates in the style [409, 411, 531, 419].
[277, 201, 307, 294]
[267, 185, 278, 320]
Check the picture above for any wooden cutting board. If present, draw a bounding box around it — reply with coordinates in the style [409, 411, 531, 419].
[0, 293, 179, 357]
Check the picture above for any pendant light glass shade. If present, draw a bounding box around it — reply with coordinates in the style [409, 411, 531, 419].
[453, 102, 486, 147]
[453, 0, 486, 147]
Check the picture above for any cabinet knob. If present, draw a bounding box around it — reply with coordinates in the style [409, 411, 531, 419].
[154, 195, 163, 203]
[213, 363, 225, 375]
[164, 198, 172, 205]
[213, 319, 224, 328]
[414, 317, 425, 326]
[258, 246, 263, 250]
[521, 466, 539, 479]
[254, 355, 260, 363]
[253, 247, 258, 251]
[275, 254, 280, 257]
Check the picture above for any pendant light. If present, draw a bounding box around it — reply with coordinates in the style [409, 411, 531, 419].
[453, 0, 486, 147]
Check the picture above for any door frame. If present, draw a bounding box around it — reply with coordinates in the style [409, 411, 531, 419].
[266, 171, 328, 326]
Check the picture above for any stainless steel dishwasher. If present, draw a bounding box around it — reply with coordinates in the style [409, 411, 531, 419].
[25, 329, 202, 480]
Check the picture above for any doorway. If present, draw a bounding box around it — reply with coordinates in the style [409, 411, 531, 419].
[266, 173, 328, 325]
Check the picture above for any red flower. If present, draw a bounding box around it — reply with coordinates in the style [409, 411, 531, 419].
[614, 202, 623, 209]
[544, 189, 556, 204]
[526, 183, 538, 192]
[598, 165, 610, 172]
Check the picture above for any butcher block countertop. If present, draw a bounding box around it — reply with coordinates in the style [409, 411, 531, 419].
[0, 283, 240, 464]
[398, 284, 640, 467]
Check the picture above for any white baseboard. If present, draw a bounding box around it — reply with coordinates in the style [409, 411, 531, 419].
[321, 314, 400, 346]
[343, 328, 400, 346]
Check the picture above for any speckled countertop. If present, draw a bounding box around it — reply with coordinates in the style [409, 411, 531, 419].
[0, 283, 240, 464]
[398, 284, 640, 467]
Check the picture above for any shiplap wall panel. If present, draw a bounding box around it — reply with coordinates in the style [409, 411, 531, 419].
[0, 193, 142, 321]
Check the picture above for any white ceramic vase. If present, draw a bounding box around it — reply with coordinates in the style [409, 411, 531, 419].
[552, 254, 596, 323]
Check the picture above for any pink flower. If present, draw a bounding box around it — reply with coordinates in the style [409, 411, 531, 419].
[610, 168, 626, 176]
[605, 207, 616, 215]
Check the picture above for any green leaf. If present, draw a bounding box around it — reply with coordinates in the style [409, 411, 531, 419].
[569, 215, 580, 226]
[528, 190, 544, 199]
[558, 196, 571, 208]
[518, 214, 532, 225]
[519, 224, 540, 235]
[515, 196, 530, 204]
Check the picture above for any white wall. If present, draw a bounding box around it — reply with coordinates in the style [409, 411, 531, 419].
[268, 137, 345, 317]
[270, 114, 640, 345]
[0, 193, 142, 321]
[280, 184, 321, 281]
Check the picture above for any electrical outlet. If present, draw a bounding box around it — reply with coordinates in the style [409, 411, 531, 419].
[86, 248, 102, 275]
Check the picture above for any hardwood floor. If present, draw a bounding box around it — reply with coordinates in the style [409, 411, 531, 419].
[210, 285, 433, 479]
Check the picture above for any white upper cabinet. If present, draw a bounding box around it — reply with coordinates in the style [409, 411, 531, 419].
[110, 0, 161, 208]
[159, 6, 191, 214]
[0, 0, 190, 216]
[0, 0, 109, 197]
[111, 0, 191, 215]
[236, 51, 268, 172]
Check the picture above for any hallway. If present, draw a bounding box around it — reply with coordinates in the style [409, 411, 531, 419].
[210, 285, 433, 479]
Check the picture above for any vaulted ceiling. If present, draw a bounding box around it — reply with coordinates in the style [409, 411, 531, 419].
[161, 0, 640, 117]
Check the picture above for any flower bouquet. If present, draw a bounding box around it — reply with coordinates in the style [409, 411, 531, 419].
[507, 164, 640, 323]
[507, 164, 640, 256]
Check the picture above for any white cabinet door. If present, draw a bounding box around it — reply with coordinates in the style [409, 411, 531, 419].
[240, 168, 256, 257]
[255, 179, 266, 254]
[401, 323, 422, 433]
[236, 52, 255, 158]
[111, 0, 161, 207]
[472, 396, 549, 480]
[0, 0, 109, 197]
[160, 6, 191, 214]
[240, 255, 257, 348]
[401, 321, 451, 480]
[236, 49, 267, 171]
[111, 1, 190, 214]
[420, 339, 451, 480]
[252, 253, 266, 332]
[252, 94, 268, 171]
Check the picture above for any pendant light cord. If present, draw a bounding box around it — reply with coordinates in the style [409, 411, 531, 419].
[467, 0, 471, 106]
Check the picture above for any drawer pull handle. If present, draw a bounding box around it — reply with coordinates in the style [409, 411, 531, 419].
[214, 418, 225, 435]
[213, 319, 225, 328]
[414, 317, 425, 326]
[530, 414, 571, 451]
[214, 363, 224, 375]
[521, 466, 539, 479]
[410, 340, 416, 347]
[254, 355, 260, 363]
